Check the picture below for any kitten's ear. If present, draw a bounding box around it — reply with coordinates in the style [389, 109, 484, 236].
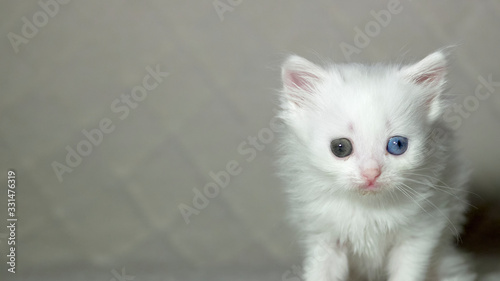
[401, 51, 447, 86]
[281, 55, 326, 108]
[400, 51, 448, 121]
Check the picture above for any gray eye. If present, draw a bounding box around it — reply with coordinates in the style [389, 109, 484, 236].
[331, 138, 352, 158]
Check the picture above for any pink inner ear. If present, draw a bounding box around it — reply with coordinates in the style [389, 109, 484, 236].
[413, 67, 445, 85]
[285, 70, 319, 91]
[284, 70, 321, 107]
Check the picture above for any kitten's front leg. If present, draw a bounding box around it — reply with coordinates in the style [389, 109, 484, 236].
[303, 238, 348, 281]
[386, 231, 440, 281]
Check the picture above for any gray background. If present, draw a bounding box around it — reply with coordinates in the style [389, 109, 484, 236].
[1, 1, 500, 280]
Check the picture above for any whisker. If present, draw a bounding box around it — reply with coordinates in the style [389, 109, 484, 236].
[399, 183, 460, 237]
[403, 178, 478, 210]
[402, 172, 482, 199]
[394, 184, 434, 220]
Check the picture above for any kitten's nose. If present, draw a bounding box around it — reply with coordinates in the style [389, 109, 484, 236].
[361, 168, 381, 183]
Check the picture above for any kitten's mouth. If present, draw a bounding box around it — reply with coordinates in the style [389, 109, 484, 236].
[363, 180, 379, 189]
[357, 181, 383, 194]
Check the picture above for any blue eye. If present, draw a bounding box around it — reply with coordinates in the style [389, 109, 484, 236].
[387, 136, 408, 155]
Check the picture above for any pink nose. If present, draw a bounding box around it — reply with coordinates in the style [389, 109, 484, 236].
[362, 168, 381, 184]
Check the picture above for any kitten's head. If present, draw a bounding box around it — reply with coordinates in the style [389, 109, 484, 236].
[279, 51, 448, 194]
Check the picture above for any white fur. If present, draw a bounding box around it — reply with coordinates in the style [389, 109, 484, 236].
[277, 51, 476, 281]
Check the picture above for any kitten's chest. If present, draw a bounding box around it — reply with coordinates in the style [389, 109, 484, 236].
[338, 223, 393, 273]
[340, 220, 396, 279]
[321, 201, 406, 262]
[344, 229, 393, 274]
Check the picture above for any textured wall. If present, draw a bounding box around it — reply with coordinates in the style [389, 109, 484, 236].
[1, 1, 499, 280]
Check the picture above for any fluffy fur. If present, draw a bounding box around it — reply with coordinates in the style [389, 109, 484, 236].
[277, 51, 476, 281]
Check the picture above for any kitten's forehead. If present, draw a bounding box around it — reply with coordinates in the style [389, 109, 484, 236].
[328, 76, 395, 119]
[321, 66, 414, 138]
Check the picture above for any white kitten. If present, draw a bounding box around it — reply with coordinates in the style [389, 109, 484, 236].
[277, 50, 476, 281]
